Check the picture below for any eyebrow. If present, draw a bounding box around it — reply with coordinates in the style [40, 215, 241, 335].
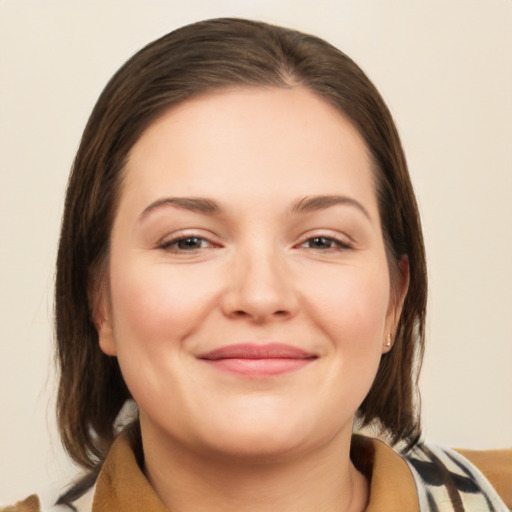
[138, 194, 371, 221]
[291, 195, 371, 219]
[138, 197, 221, 221]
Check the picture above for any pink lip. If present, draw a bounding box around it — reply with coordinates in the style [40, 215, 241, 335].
[198, 343, 317, 377]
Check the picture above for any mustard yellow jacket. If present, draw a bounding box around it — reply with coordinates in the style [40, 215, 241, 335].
[3, 434, 511, 511]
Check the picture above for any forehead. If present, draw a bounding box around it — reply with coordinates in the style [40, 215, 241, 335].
[121, 86, 378, 217]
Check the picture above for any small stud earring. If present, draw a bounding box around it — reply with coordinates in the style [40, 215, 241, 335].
[385, 333, 392, 348]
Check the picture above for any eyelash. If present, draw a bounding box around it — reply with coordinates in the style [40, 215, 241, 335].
[159, 235, 219, 252]
[159, 234, 352, 253]
[297, 235, 353, 251]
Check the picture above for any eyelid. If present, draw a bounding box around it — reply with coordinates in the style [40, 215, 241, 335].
[293, 230, 355, 249]
[157, 229, 223, 251]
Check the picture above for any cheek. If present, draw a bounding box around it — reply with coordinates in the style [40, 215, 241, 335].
[106, 259, 224, 414]
[304, 265, 391, 350]
[109, 260, 219, 344]
[290, 265, 391, 434]
[301, 264, 390, 402]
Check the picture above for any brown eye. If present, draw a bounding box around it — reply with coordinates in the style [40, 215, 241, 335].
[305, 237, 336, 249]
[176, 237, 205, 250]
[300, 237, 351, 250]
[161, 236, 210, 251]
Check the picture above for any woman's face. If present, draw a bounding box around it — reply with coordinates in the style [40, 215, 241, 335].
[95, 87, 407, 460]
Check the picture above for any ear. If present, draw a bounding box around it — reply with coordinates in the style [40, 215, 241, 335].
[89, 277, 117, 356]
[383, 255, 410, 353]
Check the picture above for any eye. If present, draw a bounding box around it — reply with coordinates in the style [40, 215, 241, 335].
[160, 236, 216, 252]
[299, 236, 352, 251]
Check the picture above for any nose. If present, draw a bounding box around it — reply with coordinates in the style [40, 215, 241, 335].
[221, 247, 299, 323]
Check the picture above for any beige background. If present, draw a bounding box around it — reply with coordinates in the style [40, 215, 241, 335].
[1, 0, 511, 502]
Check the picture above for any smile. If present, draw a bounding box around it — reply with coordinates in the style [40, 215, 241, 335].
[197, 343, 318, 377]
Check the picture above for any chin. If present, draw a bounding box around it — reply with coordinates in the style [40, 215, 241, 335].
[202, 429, 308, 462]
[193, 409, 340, 463]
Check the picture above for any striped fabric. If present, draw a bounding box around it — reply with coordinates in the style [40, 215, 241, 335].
[403, 442, 509, 511]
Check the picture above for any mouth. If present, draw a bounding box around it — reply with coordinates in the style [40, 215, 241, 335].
[197, 343, 318, 377]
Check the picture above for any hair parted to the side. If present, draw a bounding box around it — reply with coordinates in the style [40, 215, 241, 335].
[56, 17, 427, 474]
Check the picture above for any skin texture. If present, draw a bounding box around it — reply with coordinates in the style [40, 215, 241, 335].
[94, 87, 408, 512]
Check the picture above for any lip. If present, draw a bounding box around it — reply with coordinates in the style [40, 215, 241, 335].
[197, 343, 317, 377]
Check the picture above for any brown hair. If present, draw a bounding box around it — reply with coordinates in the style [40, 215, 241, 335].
[56, 17, 427, 475]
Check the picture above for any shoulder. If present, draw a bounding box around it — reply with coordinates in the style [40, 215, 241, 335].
[0, 496, 40, 512]
[400, 441, 512, 511]
[456, 447, 512, 509]
[0, 484, 96, 512]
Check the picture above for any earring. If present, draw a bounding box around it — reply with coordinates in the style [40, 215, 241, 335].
[385, 333, 392, 348]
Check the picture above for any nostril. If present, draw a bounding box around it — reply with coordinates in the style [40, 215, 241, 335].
[228, 308, 290, 321]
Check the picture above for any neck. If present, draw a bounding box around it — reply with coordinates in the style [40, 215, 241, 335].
[141, 423, 368, 512]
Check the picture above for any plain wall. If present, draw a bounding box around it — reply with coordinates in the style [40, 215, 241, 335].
[1, 0, 511, 502]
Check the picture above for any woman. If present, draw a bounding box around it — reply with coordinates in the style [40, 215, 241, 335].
[5, 18, 510, 512]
